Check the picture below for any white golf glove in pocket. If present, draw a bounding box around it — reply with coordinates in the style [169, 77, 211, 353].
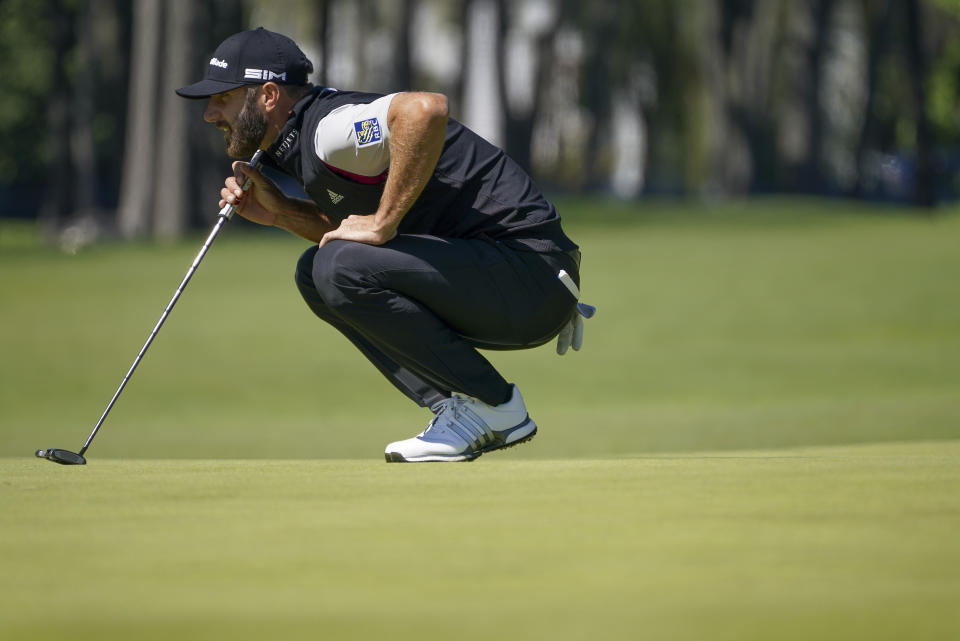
[556, 270, 596, 355]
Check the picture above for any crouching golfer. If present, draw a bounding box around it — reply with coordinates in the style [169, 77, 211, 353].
[177, 28, 586, 462]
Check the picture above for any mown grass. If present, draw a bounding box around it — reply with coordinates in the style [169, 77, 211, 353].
[2, 443, 959, 641]
[4, 198, 957, 458]
[1, 198, 959, 639]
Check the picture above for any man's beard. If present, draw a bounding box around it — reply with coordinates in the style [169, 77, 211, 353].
[222, 90, 268, 158]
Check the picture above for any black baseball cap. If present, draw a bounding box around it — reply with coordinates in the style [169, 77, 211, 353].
[176, 27, 313, 99]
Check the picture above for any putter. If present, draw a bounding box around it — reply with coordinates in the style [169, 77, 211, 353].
[35, 150, 264, 466]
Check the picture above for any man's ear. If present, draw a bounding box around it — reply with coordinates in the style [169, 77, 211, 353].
[261, 82, 282, 112]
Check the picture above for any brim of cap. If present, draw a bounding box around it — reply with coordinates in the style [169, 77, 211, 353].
[175, 78, 248, 99]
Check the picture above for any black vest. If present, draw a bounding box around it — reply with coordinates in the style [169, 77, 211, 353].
[265, 88, 577, 253]
[265, 88, 384, 219]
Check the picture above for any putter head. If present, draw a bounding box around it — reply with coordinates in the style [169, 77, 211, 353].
[35, 449, 87, 465]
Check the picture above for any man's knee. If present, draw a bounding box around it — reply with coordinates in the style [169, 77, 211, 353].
[311, 240, 373, 309]
[294, 245, 320, 300]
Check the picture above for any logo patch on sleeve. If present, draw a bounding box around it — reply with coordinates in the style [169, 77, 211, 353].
[353, 118, 382, 146]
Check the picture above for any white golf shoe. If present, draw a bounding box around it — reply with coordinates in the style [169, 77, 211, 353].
[384, 385, 537, 462]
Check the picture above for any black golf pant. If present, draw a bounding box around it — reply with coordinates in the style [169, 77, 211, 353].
[294, 235, 579, 408]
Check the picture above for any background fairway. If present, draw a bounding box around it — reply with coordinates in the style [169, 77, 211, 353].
[2, 199, 959, 639]
[2, 198, 958, 458]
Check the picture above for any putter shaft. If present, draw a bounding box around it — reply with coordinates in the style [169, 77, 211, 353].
[77, 150, 264, 457]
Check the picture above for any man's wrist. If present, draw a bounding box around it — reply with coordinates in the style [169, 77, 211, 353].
[373, 209, 401, 240]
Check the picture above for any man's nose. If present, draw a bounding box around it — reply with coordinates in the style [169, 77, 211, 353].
[203, 100, 219, 123]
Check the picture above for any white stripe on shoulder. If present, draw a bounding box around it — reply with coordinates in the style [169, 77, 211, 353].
[313, 93, 397, 178]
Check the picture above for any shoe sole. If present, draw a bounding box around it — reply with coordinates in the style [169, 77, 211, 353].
[385, 420, 538, 463]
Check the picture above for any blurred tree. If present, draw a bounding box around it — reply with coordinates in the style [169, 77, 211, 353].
[925, 3, 960, 147]
[153, 0, 196, 239]
[39, 0, 78, 236]
[854, 0, 895, 198]
[70, 1, 98, 215]
[319, 0, 330, 84]
[906, 0, 935, 206]
[494, 0, 561, 174]
[92, 0, 133, 219]
[799, 0, 832, 194]
[631, 0, 690, 194]
[547, 0, 665, 191]
[117, 0, 161, 239]
[8, 0, 960, 240]
[0, 0, 54, 216]
[694, 0, 772, 196]
[575, 0, 617, 190]
[246, 0, 326, 85]
[851, 0, 952, 205]
[188, 0, 247, 229]
[119, 0, 246, 239]
[455, 0, 473, 113]
[24, 0, 130, 246]
[395, 0, 416, 91]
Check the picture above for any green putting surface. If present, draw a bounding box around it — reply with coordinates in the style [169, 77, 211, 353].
[2, 443, 958, 640]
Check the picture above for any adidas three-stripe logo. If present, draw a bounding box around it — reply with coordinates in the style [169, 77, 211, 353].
[443, 406, 495, 448]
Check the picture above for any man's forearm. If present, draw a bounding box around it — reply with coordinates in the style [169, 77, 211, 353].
[273, 197, 338, 243]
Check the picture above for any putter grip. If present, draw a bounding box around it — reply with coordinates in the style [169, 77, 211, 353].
[558, 270, 581, 300]
[218, 149, 265, 219]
